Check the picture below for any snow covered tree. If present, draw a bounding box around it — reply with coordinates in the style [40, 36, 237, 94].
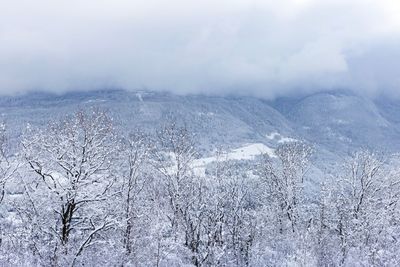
[259, 142, 313, 234]
[152, 121, 201, 265]
[119, 131, 153, 263]
[21, 109, 118, 266]
[0, 122, 17, 206]
[153, 121, 198, 232]
[0, 122, 19, 260]
[319, 150, 400, 265]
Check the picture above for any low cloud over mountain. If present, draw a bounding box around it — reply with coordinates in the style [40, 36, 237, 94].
[1, 0, 400, 98]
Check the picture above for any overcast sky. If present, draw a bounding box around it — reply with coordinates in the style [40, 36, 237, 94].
[1, 0, 400, 98]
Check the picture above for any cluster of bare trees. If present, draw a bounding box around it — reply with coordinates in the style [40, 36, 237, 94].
[0, 109, 400, 266]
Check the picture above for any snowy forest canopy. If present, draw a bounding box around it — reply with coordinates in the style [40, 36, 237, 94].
[0, 108, 399, 266]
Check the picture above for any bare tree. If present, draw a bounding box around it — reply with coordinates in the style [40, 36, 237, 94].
[259, 142, 313, 234]
[0, 122, 19, 250]
[0, 123, 19, 204]
[153, 121, 198, 233]
[21, 109, 118, 266]
[153, 121, 217, 266]
[326, 150, 400, 265]
[120, 131, 152, 258]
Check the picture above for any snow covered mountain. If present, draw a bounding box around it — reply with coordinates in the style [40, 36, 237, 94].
[1, 89, 399, 160]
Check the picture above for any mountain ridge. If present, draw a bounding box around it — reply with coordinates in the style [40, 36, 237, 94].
[1, 89, 399, 159]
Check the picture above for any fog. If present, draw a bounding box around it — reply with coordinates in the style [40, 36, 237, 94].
[1, 0, 399, 98]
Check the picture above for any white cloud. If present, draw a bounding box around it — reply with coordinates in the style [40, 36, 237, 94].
[0, 0, 399, 97]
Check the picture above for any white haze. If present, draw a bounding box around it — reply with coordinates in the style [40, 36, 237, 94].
[0, 0, 400, 98]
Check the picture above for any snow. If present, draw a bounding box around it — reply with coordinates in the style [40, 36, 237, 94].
[136, 93, 143, 102]
[227, 143, 276, 160]
[277, 137, 297, 143]
[197, 112, 215, 117]
[192, 143, 275, 176]
[334, 119, 349, 125]
[196, 143, 275, 165]
[84, 99, 106, 104]
[266, 132, 297, 143]
[266, 132, 280, 140]
[165, 143, 275, 176]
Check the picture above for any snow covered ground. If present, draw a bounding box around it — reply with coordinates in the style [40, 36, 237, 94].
[192, 143, 275, 175]
[266, 132, 297, 143]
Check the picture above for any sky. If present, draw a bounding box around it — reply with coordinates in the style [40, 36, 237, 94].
[0, 0, 400, 98]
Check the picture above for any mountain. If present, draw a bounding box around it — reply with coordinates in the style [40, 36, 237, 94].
[272, 91, 400, 153]
[1, 89, 400, 162]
